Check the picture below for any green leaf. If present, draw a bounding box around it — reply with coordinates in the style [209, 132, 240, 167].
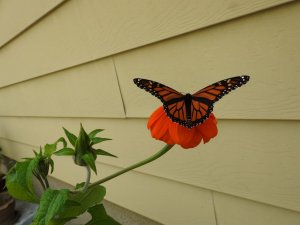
[44, 143, 57, 156]
[54, 148, 75, 156]
[94, 149, 117, 158]
[86, 204, 121, 225]
[31, 189, 69, 225]
[55, 137, 67, 148]
[64, 199, 81, 207]
[75, 182, 86, 190]
[33, 150, 39, 157]
[44, 138, 67, 157]
[35, 157, 50, 179]
[6, 158, 39, 203]
[74, 124, 90, 166]
[88, 129, 104, 139]
[82, 153, 97, 174]
[49, 158, 55, 174]
[91, 137, 111, 146]
[63, 127, 77, 147]
[55, 185, 106, 220]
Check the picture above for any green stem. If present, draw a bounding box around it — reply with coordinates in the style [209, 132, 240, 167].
[88, 144, 174, 189]
[83, 166, 91, 191]
[44, 176, 50, 189]
[36, 175, 46, 191]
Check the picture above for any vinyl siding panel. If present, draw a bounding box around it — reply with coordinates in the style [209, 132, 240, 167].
[0, 58, 125, 118]
[116, 1, 300, 120]
[214, 192, 300, 225]
[0, 0, 293, 87]
[0, 0, 66, 47]
[0, 117, 299, 213]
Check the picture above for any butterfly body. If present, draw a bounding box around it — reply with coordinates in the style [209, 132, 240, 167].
[134, 75, 250, 128]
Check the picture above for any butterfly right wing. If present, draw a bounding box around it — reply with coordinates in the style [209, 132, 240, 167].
[189, 75, 250, 126]
[133, 78, 187, 124]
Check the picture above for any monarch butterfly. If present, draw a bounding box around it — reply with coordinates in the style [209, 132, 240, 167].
[134, 75, 250, 128]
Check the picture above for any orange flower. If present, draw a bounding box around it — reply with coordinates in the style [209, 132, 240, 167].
[147, 106, 218, 149]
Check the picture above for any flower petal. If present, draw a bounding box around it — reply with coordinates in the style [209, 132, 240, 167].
[168, 122, 203, 149]
[178, 126, 202, 149]
[168, 121, 180, 143]
[160, 130, 176, 145]
[147, 107, 218, 148]
[150, 113, 169, 140]
[147, 106, 166, 129]
[198, 114, 218, 144]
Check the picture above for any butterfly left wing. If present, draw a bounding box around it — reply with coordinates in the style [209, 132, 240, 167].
[133, 78, 188, 124]
[133, 78, 184, 103]
[189, 75, 250, 126]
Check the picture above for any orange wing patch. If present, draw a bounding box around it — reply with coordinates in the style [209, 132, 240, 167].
[153, 87, 183, 102]
[215, 86, 225, 90]
[190, 100, 208, 122]
[207, 89, 221, 95]
[166, 101, 186, 121]
[196, 92, 216, 100]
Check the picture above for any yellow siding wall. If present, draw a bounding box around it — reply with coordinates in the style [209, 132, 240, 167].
[0, 1, 299, 224]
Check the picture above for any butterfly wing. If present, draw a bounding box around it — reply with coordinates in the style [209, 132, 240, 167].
[134, 76, 250, 128]
[133, 78, 187, 124]
[189, 75, 250, 126]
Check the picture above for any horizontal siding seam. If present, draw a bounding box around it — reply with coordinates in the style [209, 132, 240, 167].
[0, 0, 70, 49]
